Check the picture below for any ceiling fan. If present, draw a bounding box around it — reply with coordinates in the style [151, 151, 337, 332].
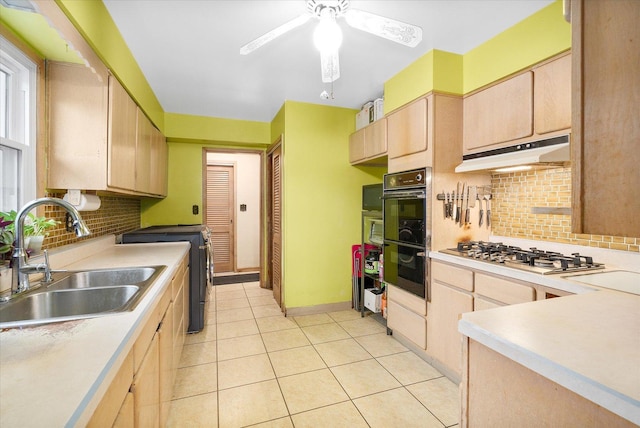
[240, 0, 423, 83]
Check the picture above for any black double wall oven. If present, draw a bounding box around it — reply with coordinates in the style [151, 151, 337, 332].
[382, 168, 431, 299]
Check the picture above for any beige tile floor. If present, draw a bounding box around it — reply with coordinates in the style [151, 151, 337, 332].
[168, 281, 460, 428]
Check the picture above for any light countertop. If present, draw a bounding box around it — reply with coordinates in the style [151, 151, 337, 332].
[459, 287, 640, 425]
[0, 236, 190, 427]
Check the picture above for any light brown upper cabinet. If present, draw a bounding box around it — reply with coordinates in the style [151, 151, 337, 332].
[533, 54, 572, 134]
[108, 76, 138, 192]
[463, 72, 533, 154]
[47, 62, 167, 197]
[463, 52, 571, 155]
[571, 0, 640, 237]
[135, 108, 152, 193]
[349, 118, 387, 165]
[387, 97, 428, 159]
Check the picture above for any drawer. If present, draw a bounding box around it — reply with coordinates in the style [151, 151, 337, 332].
[475, 273, 536, 305]
[387, 284, 426, 315]
[432, 261, 474, 292]
[387, 300, 426, 349]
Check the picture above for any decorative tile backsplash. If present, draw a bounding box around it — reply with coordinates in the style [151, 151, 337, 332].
[491, 167, 639, 253]
[42, 193, 141, 250]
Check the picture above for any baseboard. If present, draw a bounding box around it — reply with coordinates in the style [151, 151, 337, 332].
[284, 301, 352, 317]
[236, 267, 260, 273]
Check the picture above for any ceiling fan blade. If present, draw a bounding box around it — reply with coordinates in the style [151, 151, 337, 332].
[344, 9, 422, 48]
[320, 50, 340, 83]
[240, 14, 311, 55]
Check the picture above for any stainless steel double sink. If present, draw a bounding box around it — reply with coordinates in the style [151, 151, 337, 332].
[0, 266, 166, 329]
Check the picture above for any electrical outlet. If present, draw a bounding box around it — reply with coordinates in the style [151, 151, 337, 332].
[192, 205, 199, 215]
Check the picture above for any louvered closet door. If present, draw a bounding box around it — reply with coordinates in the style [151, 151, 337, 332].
[271, 147, 282, 306]
[206, 165, 234, 273]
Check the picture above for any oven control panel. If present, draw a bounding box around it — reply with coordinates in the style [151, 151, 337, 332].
[384, 168, 427, 190]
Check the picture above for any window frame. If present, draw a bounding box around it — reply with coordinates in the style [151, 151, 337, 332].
[0, 28, 44, 213]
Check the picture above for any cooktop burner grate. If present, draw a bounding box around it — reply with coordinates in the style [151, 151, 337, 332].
[442, 241, 605, 275]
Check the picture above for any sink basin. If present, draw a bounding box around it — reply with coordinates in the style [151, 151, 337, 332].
[0, 265, 166, 329]
[47, 267, 158, 290]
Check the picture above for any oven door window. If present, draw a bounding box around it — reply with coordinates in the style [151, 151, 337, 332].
[384, 197, 425, 246]
[384, 242, 425, 298]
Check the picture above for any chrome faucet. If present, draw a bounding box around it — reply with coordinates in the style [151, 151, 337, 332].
[11, 197, 91, 294]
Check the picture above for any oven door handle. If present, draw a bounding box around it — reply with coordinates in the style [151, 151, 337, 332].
[381, 191, 426, 200]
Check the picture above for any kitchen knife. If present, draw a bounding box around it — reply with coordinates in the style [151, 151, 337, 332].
[479, 197, 484, 227]
[453, 183, 460, 223]
[486, 197, 491, 228]
[443, 190, 447, 218]
[467, 185, 477, 225]
[446, 192, 451, 218]
[459, 182, 466, 227]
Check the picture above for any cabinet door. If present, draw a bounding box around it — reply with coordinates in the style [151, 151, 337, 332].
[387, 97, 427, 159]
[158, 303, 174, 428]
[463, 72, 533, 153]
[349, 128, 366, 163]
[364, 118, 387, 158]
[135, 108, 152, 193]
[132, 334, 160, 428]
[113, 392, 134, 428]
[427, 281, 473, 378]
[534, 54, 571, 134]
[108, 76, 137, 191]
[48, 62, 108, 191]
[571, 0, 640, 237]
[87, 351, 133, 428]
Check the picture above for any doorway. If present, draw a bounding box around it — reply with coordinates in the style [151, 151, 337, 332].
[206, 164, 235, 273]
[203, 149, 264, 279]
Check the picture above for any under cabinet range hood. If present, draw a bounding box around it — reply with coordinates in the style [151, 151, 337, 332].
[455, 135, 570, 173]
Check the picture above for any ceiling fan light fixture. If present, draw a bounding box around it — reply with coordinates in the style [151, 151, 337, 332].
[313, 9, 342, 53]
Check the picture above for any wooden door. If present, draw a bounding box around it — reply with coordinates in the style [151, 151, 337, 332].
[270, 145, 283, 307]
[206, 165, 235, 273]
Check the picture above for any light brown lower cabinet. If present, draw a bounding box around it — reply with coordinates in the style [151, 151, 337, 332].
[132, 334, 160, 428]
[158, 301, 174, 427]
[386, 285, 427, 349]
[88, 256, 189, 427]
[474, 272, 536, 306]
[426, 260, 538, 380]
[426, 281, 472, 380]
[113, 392, 134, 428]
[87, 351, 134, 428]
[463, 339, 636, 427]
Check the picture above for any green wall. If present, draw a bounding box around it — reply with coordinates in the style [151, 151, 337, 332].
[463, 0, 571, 93]
[141, 143, 204, 227]
[279, 101, 385, 309]
[56, 0, 165, 130]
[382, 0, 570, 112]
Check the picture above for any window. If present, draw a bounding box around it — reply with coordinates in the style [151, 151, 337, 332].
[0, 35, 36, 212]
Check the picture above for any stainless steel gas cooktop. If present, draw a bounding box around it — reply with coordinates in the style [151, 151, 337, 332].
[440, 241, 605, 275]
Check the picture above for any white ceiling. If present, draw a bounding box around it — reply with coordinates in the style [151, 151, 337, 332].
[102, 0, 554, 123]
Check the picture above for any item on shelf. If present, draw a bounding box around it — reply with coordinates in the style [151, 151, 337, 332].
[364, 250, 379, 275]
[364, 287, 383, 313]
[378, 252, 384, 280]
